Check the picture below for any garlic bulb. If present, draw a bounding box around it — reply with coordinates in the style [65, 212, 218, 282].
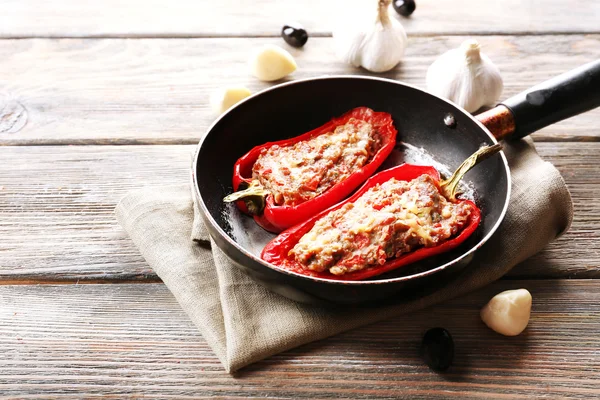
[210, 86, 251, 115]
[426, 39, 503, 113]
[333, 0, 407, 73]
[480, 289, 532, 336]
[250, 45, 297, 82]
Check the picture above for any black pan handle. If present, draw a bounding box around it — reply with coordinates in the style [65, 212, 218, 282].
[502, 59, 600, 139]
[477, 59, 600, 140]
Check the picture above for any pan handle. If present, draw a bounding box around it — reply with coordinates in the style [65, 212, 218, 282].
[476, 59, 600, 140]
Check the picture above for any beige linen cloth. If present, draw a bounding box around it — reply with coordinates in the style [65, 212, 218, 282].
[115, 137, 572, 372]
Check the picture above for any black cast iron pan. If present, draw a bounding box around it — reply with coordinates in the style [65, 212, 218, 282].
[193, 60, 600, 306]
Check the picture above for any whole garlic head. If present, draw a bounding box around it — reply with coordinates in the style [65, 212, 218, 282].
[333, 0, 407, 73]
[250, 45, 297, 82]
[426, 39, 503, 113]
[480, 288, 532, 336]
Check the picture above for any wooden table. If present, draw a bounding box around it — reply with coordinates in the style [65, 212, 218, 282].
[1, 1, 599, 398]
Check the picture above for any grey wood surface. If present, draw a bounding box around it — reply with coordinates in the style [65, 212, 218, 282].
[1, 35, 599, 145]
[0, 143, 598, 282]
[2, 0, 599, 38]
[1, 281, 599, 399]
[2, 0, 600, 398]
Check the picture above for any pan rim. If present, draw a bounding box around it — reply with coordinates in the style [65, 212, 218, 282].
[192, 75, 512, 286]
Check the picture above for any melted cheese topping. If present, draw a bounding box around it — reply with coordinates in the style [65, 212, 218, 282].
[289, 175, 474, 276]
[252, 119, 380, 206]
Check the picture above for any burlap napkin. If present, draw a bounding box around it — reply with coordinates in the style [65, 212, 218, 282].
[115, 137, 572, 372]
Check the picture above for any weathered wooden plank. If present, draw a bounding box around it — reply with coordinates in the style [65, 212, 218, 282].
[2, 0, 599, 38]
[0, 142, 597, 281]
[1, 281, 599, 398]
[0, 35, 599, 145]
[0, 145, 192, 281]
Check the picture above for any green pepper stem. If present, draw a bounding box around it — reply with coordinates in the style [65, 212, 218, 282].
[441, 143, 503, 201]
[223, 180, 270, 215]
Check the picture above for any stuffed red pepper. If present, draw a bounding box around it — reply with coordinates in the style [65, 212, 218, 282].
[261, 145, 502, 281]
[224, 107, 397, 232]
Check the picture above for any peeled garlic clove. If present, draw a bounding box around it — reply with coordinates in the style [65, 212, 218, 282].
[426, 39, 503, 113]
[333, 0, 407, 73]
[250, 45, 297, 82]
[210, 87, 251, 115]
[480, 288, 532, 336]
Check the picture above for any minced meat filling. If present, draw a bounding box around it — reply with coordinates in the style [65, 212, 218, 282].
[289, 175, 474, 276]
[252, 119, 381, 206]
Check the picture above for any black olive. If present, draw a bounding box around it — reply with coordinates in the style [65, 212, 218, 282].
[393, 0, 416, 17]
[420, 327, 454, 371]
[281, 23, 308, 48]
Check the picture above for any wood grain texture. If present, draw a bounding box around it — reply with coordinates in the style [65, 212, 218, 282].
[2, 0, 599, 396]
[2, 0, 600, 38]
[0, 142, 598, 282]
[1, 281, 599, 398]
[0, 35, 599, 145]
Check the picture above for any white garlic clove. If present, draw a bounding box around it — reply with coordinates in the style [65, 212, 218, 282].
[480, 288, 532, 336]
[426, 39, 503, 113]
[210, 86, 252, 115]
[333, 0, 407, 73]
[250, 45, 297, 82]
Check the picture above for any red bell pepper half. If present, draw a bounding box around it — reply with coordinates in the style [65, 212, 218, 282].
[261, 164, 482, 281]
[225, 107, 397, 233]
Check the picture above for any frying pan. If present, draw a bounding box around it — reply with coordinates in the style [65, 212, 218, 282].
[193, 60, 600, 305]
